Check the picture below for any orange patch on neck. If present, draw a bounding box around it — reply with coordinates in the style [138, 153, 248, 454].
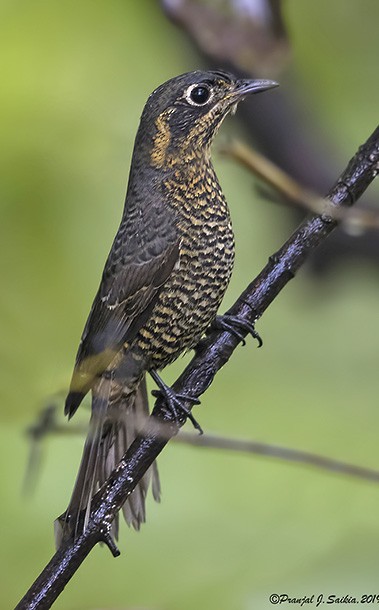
[150, 112, 171, 168]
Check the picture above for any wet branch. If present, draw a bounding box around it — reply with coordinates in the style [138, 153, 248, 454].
[15, 126, 379, 610]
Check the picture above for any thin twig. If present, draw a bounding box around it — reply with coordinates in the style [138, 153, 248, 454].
[176, 432, 379, 484]
[221, 139, 379, 233]
[15, 126, 379, 610]
[26, 408, 379, 488]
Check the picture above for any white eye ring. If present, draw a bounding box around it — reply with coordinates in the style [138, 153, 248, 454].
[185, 83, 214, 107]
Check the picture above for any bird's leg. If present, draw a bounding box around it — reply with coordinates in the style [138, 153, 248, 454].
[211, 314, 263, 347]
[150, 370, 203, 435]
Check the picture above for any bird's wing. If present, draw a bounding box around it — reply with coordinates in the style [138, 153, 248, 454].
[65, 200, 179, 416]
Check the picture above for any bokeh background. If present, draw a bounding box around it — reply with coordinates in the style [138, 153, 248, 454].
[1, 1, 379, 608]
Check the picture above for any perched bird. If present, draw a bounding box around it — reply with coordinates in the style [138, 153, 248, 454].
[59, 70, 277, 545]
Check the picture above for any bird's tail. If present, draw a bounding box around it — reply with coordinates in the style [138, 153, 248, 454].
[55, 374, 160, 548]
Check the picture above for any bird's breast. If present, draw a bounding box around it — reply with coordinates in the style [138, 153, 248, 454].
[135, 163, 235, 368]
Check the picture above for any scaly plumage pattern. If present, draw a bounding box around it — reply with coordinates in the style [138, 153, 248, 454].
[57, 70, 277, 546]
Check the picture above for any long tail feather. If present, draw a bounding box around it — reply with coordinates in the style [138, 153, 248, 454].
[55, 374, 160, 548]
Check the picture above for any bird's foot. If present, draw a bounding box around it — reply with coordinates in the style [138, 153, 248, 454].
[150, 370, 203, 435]
[212, 314, 263, 347]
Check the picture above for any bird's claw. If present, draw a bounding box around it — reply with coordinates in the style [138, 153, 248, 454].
[212, 314, 263, 347]
[150, 371, 203, 434]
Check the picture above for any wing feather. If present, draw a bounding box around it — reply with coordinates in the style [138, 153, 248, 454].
[65, 197, 179, 416]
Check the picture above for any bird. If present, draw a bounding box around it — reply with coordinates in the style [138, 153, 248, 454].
[58, 69, 278, 546]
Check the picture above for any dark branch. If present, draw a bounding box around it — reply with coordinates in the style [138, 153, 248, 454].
[16, 126, 379, 610]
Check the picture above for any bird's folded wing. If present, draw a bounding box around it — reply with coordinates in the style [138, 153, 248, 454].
[65, 200, 179, 416]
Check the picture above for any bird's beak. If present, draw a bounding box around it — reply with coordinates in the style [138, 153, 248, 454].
[227, 79, 278, 115]
[234, 79, 279, 98]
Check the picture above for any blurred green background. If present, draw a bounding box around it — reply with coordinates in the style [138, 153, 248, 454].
[1, 1, 379, 609]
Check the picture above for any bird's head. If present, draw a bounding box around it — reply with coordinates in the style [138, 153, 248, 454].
[135, 70, 278, 169]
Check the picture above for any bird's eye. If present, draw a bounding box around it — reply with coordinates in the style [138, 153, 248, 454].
[186, 84, 212, 106]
